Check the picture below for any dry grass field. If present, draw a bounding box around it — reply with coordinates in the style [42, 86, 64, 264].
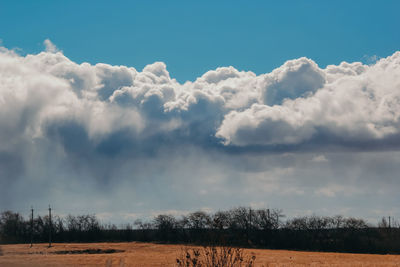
[0, 242, 400, 267]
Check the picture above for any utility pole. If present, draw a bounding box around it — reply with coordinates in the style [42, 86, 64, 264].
[249, 208, 252, 228]
[389, 216, 391, 229]
[247, 208, 252, 244]
[48, 205, 52, 248]
[30, 207, 34, 248]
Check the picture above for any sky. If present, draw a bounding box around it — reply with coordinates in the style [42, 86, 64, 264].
[0, 1, 400, 224]
[1, 0, 400, 82]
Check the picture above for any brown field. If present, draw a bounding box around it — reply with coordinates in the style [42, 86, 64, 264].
[0, 242, 400, 267]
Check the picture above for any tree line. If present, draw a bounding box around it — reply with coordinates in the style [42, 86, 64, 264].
[1, 207, 399, 254]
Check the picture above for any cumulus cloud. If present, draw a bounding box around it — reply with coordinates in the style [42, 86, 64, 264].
[3, 42, 400, 151]
[217, 52, 400, 148]
[261, 57, 326, 106]
[1, 41, 400, 222]
[43, 39, 59, 53]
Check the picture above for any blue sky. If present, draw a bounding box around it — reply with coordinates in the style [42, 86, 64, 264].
[1, 1, 400, 224]
[1, 0, 399, 82]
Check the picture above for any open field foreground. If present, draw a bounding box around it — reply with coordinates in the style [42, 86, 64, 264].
[1, 242, 400, 267]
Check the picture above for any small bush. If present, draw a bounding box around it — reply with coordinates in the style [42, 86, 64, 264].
[176, 246, 256, 267]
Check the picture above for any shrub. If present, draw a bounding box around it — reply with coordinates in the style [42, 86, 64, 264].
[176, 246, 256, 267]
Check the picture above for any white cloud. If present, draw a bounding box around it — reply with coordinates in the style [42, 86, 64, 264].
[1, 43, 400, 152]
[217, 52, 400, 147]
[43, 39, 59, 53]
[1, 41, 400, 154]
[216, 103, 317, 146]
[261, 57, 326, 106]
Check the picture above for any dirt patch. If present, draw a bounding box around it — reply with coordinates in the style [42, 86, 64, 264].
[53, 249, 124, 254]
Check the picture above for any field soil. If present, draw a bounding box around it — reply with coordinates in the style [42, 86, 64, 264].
[1, 242, 400, 267]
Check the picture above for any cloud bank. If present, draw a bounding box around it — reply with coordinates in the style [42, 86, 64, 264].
[1, 41, 400, 222]
[2, 44, 400, 151]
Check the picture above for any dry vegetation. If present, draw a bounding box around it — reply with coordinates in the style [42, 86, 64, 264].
[0, 242, 400, 267]
[176, 246, 256, 267]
